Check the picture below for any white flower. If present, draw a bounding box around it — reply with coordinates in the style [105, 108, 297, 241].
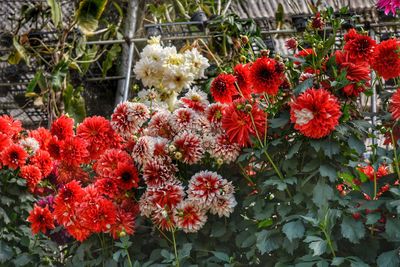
[141, 44, 164, 63]
[147, 36, 161, 45]
[162, 65, 194, 92]
[184, 48, 210, 79]
[133, 57, 162, 88]
[184, 87, 209, 105]
[294, 108, 314, 126]
[19, 137, 40, 154]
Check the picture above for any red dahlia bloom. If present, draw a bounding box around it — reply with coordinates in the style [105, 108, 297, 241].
[0, 115, 22, 138]
[294, 49, 316, 65]
[47, 137, 63, 160]
[0, 133, 11, 150]
[79, 196, 117, 233]
[234, 64, 252, 98]
[30, 149, 53, 177]
[187, 171, 224, 206]
[290, 88, 341, 139]
[147, 183, 184, 209]
[390, 88, 400, 120]
[285, 38, 298, 50]
[249, 57, 284, 95]
[27, 205, 55, 234]
[20, 165, 42, 192]
[143, 157, 177, 187]
[205, 103, 225, 125]
[95, 149, 132, 178]
[77, 116, 115, 159]
[57, 162, 89, 184]
[358, 165, 389, 181]
[174, 201, 207, 233]
[344, 29, 376, 63]
[335, 51, 371, 97]
[95, 178, 120, 198]
[311, 12, 324, 29]
[50, 115, 74, 140]
[173, 132, 204, 164]
[60, 137, 89, 166]
[110, 208, 136, 239]
[210, 73, 237, 103]
[53, 180, 84, 226]
[371, 39, 400, 80]
[115, 162, 139, 190]
[1, 144, 28, 169]
[222, 99, 267, 147]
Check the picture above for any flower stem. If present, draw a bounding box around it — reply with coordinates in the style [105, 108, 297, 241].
[249, 112, 292, 198]
[126, 249, 133, 267]
[321, 227, 336, 257]
[390, 129, 400, 180]
[172, 229, 180, 267]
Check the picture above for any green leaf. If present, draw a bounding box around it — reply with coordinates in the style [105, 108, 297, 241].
[341, 216, 365, 243]
[319, 164, 337, 182]
[76, 0, 109, 34]
[0, 241, 14, 263]
[312, 180, 334, 208]
[348, 135, 365, 154]
[365, 213, 380, 225]
[377, 249, 400, 267]
[211, 251, 230, 263]
[287, 141, 302, 159]
[385, 219, 400, 241]
[12, 253, 31, 266]
[306, 238, 327, 256]
[282, 220, 305, 242]
[211, 222, 226, 237]
[47, 0, 62, 27]
[331, 257, 345, 266]
[256, 230, 280, 255]
[258, 218, 273, 228]
[269, 111, 290, 129]
[102, 44, 121, 77]
[294, 78, 313, 96]
[11, 37, 29, 65]
[178, 243, 192, 260]
[64, 85, 86, 123]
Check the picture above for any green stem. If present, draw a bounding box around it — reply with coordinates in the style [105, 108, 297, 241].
[249, 112, 292, 197]
[321, 228, 336, 258]
[373, 170, 377, 200]
[390, 129, 400, 180]
[172, 229, 180, 267]
[126, 249, 133, 267]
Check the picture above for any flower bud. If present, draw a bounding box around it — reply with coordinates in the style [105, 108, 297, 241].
[174, 151, 183, 160]
[168, 144, 177, 152]
[239, 55, 247, 63]
[241, 35, 249, 45]
[216, 158, 224, 165]
[260, 50, 270, 57]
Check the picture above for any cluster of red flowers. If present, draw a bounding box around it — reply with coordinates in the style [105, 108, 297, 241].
[0, 114, 140, 241]
[210, 56, 285, 104]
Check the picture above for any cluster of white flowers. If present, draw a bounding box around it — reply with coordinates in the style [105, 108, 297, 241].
[134, 37, 210, 96]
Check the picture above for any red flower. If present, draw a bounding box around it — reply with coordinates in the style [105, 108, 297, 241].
[53, 180, 84, 226]
[57, 162, 89, 184]
[290, 88, 341, 139]
[294, 49, 316, 65]
[1, 144, 28, 169]
[60, 137, 89, 166]
[146, 183, 184, 209]
[65, 223, 91, 242]
[210, 73, 237, 103]
[285, 38, 298, 50]
[94, 149, 132, 179]
[234, 64, 252, 98]
[30, 149, 53, 177]
[77, 116, 115, 159]
[27, 205, 55, 234]
[371, 39, 400, 80]
[29, 127, 52, 150]
[0, 115, 22, 138]
[249, 57, 284, 95]
[143, 157, 177, 187]
[344, 29, 376, 63]
[79, 196, 117, 233]
[187, 171, 224, 206]
[335, 51, 370, 96]
[222, 99, 267, 147]
[114, 162, 139, 190]
[47, 137, 63, 160]
[110, 208, 136, 239]
[390, 88, 400, 120]
[95, 178, 120, 198]
[173, 132, 204, 164]
[205, 103, 225, 125]
[20, 165, 42, 192]
[358, 165, 389, 181]
[174, 201, 207, 233]
[50, 115, 74, 140]
[311, 12, 324, 29]
[0, 133, 11, 150]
